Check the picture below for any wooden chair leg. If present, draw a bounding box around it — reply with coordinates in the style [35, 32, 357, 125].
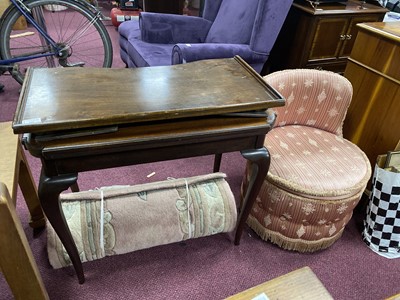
[0, 122, 48, 298]
[17, 145, 46, 228]
[0, 183, 49, 300]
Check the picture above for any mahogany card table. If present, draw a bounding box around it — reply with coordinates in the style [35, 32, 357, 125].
[13, 56, 285, 283]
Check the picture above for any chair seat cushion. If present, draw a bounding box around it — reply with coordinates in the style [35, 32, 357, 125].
[266, 125, 371, 199]
[244, 125, 371, 252]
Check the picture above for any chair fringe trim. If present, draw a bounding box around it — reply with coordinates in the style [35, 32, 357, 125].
[247, 215, 344, 253]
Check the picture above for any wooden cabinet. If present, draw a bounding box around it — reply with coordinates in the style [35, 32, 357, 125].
[266, 0, 387, 74]
[343, 22, 400, 166]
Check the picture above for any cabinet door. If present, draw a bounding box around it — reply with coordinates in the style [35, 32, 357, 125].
[308, 17, 349, 61]
[340, 14, 386, 57]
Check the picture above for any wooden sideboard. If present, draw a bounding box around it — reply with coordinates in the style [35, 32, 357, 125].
[343, 22, 400, 166]
[265, 0, 387, 74]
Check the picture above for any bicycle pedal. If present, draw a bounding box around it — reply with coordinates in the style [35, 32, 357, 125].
[66, 62, 85, 67]
[11, 65, 20, 77]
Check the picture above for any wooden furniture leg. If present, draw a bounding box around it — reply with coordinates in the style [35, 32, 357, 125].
[17, 145, 46, 228]
[235, 147, 270, 245]
[0, 184, 48, 300]
[0, 122, 48, 299]
[38, 171, 84, 283]
[213, 153, 222, 172]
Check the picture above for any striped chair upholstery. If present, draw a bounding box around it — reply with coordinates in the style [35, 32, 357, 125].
[243, 69, 371, 252]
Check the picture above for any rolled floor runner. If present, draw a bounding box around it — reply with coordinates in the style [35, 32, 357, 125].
[47, 172, 237, 268]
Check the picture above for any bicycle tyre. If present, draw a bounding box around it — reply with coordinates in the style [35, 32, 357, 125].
[0, 0, 113, 84]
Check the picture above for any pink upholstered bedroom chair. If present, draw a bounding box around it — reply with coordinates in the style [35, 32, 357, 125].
[243, 69, 372, 252]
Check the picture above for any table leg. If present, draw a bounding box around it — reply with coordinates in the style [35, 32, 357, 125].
[70, 182, 80, 192]
[213, 153, 222, 172]
[38, 170, 85, 283]
[234, 147, 270, 245]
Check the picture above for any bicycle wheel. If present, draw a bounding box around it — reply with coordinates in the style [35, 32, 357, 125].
[0, 0, 113, 84]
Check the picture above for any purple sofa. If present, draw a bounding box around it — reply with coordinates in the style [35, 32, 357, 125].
[118, 0, 293, 73]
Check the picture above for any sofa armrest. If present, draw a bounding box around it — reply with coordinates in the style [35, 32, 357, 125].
[171, 43, 264, 65]
[140, 12, 212, 44]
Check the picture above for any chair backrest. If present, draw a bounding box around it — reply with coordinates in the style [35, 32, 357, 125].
[202, 0, 223, 22]
[204, 0, 259, 44]
[264, 69, 353, 136]
[203, 0, 293, 54]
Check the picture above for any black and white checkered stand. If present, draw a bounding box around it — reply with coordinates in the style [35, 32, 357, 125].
[362, 165, 400, 258]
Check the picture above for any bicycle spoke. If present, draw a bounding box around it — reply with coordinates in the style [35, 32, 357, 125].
[0, 0, 112, 84]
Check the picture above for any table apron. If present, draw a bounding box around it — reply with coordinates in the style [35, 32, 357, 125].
[42, 134, 266, 175]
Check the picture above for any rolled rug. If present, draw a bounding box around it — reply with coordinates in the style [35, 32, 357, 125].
[47, 172, 237, 268]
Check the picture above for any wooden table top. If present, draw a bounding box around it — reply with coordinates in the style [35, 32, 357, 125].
[13, 56, 284, 134]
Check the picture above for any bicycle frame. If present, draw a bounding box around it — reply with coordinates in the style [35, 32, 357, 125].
[0, 0, 103, 66]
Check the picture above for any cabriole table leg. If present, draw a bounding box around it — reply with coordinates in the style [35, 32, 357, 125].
[38, 170, 85, 283]
[234, 147, 270, 245]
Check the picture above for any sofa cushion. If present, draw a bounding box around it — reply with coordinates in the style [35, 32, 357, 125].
[119, 20, 174, 67]
[139, 13, 212, 44]
[119, 19, 140, 42]
[126, 39, 175, 67]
